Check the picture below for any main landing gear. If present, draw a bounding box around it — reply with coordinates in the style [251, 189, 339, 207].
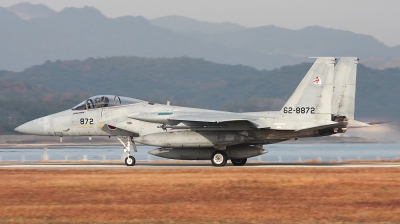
[231, 158, 247, 166]
[211, 150, 248, 167]
[117, 136, 137, 166]
[211, 151, 228, 167]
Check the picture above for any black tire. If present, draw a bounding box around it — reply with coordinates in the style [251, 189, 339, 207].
[231, 158, 247, 166]
[211, 151, 228, 167]
[125, 156, 136, 166]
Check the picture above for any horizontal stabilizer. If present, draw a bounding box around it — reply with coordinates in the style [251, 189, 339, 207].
[367, 121, 391, 125]
[294, 122, 345, 132]
[347, 120, 390, 128]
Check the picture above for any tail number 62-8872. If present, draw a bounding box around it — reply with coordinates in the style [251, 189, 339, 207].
[283, 107, 315, 114]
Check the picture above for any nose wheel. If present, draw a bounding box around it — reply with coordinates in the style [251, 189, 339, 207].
[125, 156, 136, 166]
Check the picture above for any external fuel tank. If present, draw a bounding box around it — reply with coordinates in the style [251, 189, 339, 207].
[134, 131, 248, 148]
[148, 145, 267, 160]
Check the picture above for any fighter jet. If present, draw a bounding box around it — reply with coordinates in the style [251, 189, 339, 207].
[15, 57, 366, 167]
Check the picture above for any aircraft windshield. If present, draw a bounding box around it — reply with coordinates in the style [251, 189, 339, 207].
[72, 95, 143, 110]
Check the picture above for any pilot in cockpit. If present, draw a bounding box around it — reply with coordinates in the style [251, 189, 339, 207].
[101, 96, 109, 107]
[94, 97, 102, 108]
[94, 96, 109, 108]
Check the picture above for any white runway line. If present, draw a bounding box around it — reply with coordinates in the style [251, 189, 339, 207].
[1, 163, 400, 169]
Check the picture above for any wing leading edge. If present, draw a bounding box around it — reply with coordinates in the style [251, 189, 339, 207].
[128, 112, 271, 128]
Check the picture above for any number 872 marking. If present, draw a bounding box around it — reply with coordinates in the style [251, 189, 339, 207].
[80, 118, 94, 125]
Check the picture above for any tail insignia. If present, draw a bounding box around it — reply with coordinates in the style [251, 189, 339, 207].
[313, 77, 322, 85]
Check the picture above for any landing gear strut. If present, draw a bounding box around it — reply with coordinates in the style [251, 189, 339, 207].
[117, 136, 137, 166]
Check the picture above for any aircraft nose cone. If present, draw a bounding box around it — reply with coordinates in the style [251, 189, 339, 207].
[14, 117, 50, 135]
[15, 122, 30, 134]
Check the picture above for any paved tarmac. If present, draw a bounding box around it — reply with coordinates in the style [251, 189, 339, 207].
[1, 162, 400, 169]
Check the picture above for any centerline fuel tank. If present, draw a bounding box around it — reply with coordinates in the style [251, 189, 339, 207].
[148, 145, 268, 160]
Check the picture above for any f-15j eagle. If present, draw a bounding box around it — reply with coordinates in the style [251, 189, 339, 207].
[15, 57, 370, 167]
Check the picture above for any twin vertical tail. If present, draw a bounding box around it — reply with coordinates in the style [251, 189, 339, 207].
[330, 57, 359, 132]
[279, 57, 336, 123]
[277, 57, 359, 132]
[332, 57, 358, 120]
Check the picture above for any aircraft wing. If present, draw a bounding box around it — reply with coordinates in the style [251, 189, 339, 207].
[169, 113, 271, 128]
[128, 112, 270, 128]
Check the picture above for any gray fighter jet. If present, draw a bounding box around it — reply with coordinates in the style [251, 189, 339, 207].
[15, 57, 367, 166]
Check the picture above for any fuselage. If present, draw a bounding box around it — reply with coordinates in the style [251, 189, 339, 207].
[15, 95, 339, 149]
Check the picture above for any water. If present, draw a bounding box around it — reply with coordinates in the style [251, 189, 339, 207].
[0, 143, 399, 163]
[265, 143, 400, 162]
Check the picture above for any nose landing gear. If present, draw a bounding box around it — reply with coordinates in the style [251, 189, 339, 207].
[117, 136, 137, 166]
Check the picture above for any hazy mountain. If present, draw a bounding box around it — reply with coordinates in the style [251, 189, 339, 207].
[153, 18, 400, 65]
[0, 6, 23, 26]
[186, 25, 400, 59]
[1, 3, 400, 72]
[1, 56, 399, 122]
[0, 5, 302, 72]
[362, 57, 400, 69]
[150, 15, 246, 34]
[151, 16, 400, 69]
[0, 80, 56, 101]
[7, 2, 56, 19]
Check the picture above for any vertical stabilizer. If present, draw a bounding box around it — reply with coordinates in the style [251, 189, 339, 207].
[332, 57, 358, 120]
[280, 57, 335, 123]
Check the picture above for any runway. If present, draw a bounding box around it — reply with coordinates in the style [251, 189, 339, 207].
[1, 162, 400, 169]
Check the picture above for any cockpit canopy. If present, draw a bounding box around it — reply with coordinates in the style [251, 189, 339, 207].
[72, 95, 143, 110]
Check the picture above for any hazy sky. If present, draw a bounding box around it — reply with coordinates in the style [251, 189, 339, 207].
[2, 0, 400, 47]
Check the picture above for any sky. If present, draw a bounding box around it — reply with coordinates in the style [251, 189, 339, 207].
[1, 0, 400, 47]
